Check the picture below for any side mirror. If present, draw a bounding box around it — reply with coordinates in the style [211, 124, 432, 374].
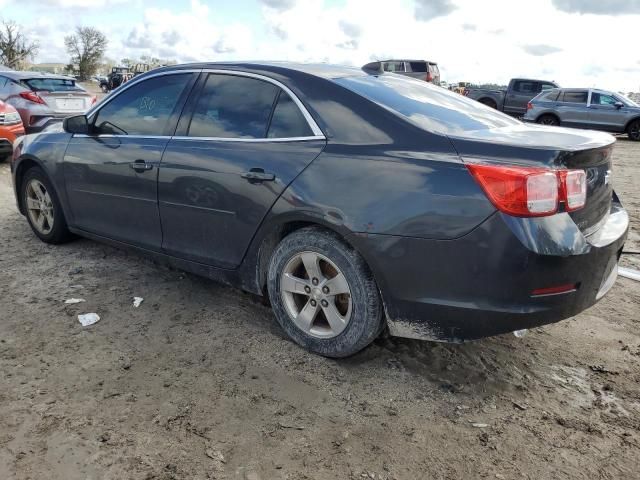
[63, 115, 89, 135]
[614, 102, 624, 109]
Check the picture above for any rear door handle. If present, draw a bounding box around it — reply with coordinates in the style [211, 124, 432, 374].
[241, 168, 275, 183]
[129, 159, 154, 173]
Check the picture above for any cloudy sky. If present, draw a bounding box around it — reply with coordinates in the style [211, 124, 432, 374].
[3, 0, 640, 91]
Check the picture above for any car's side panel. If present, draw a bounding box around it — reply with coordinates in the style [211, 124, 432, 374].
[263, 143, 495, 240]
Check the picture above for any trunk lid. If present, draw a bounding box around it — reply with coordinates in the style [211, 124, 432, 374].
[449, 124, 616, 234]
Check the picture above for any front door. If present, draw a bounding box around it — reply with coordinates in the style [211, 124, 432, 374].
[63, 72, 196, 250]
[158, 72, 325, 268]
[588, 91, 626, 132]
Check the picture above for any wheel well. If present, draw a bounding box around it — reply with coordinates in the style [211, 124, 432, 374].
[255, 221, 353, 296]
[624, 116, 640, 132]
[537, 112, 560, 123]
[478, 97, 497, 108]
[14, 158, 41, 214]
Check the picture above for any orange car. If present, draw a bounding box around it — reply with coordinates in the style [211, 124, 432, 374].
[0, 100, 25, 162]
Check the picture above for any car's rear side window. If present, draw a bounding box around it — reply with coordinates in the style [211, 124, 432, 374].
[336, 74, 519, 135]
[562, 91, 588, 104]
[539, 90, 560, 102]
[267, 91, 313, 138]
[382, 62, 405, 73]
[94, 73, 192, 136]
[188, 74, 279, 139]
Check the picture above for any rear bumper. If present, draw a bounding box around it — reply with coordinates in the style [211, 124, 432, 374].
[348, 199, 628, 342]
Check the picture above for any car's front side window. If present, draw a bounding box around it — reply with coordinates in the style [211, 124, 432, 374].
[592, 93, 618, 106]
[188, 74, 279, 139]
[93, 73, 193, 136]
[514, 81, 538, 94]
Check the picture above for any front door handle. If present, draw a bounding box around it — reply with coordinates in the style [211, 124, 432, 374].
[241, 168, 275, 183]
[129, 159, 154, 173]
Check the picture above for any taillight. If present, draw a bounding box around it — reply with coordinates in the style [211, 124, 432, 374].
[91, 95, 97, 105]
[426, 72, 433, 82]
[559, 170, 587, 211]
[467, 163, 586, 217]
[527, 102, 533, 110]
[19, 91, 46, 105]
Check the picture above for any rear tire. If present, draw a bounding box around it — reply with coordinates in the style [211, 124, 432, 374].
[537, 114, 560, 126]
[21, 167, 73, 244]
[479, 98, 497, 109]
[627, 120, 640, 141]
[267, 227, 384, 358]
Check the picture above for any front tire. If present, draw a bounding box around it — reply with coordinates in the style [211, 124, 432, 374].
[21, 168, 73, 244]
[267, 227, 384, 358]
[628, 120, 640, 141]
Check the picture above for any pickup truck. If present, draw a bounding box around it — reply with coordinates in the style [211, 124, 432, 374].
[466, 78, 559, 117]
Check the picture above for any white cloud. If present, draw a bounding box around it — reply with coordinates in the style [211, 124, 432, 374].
[7, 0, 640, 92]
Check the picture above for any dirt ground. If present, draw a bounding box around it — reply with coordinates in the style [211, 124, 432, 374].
[0, 138, 639, 480]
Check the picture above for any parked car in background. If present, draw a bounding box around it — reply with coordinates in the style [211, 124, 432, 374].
[363, 59, 441, 84]
[466, 78, 558, 117]
[0, 72, 96, 133]
[11, 63, 627, 358]
[99, 66, 132, 93]
[0, 100, 24, 162]
[524, 88, 640, 141]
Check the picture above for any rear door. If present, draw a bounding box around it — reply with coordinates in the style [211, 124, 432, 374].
[158, 72, 326, 268]
[588, 91, 626, 132]
[557, 90, 589, 127]
[63, 72, 196, 250]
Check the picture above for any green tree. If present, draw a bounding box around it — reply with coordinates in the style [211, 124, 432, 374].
[0, 20, 39, 69]
[64, 27, 108, 80]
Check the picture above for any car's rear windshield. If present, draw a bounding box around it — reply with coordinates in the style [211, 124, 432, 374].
[22, 78, 82, 92]
[408, 62, 427, 73]
[336, 74, 519, 135]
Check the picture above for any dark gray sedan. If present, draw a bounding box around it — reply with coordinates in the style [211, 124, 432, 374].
[10, 63, 628, 358]
[524, 88, 640, 141]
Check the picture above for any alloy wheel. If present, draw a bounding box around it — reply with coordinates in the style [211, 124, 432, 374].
[540, 117, 558, 126]
[630, 122, 640, 141]
[25, 179, 55, 235]
[280, 251, 353, 339]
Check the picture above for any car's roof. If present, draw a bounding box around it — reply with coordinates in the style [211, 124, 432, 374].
[157, 62, 369, 80]
[1, 71, 77, 80]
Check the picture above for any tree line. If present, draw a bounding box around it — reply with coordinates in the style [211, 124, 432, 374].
[0, 20, 173, 81]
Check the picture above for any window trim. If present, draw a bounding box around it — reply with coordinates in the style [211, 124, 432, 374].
[83, 68, 325, 142]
